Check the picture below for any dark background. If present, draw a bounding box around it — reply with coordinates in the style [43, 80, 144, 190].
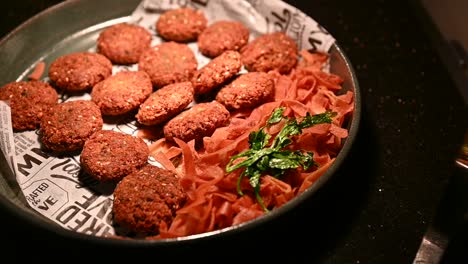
[1, 0, 467, 263]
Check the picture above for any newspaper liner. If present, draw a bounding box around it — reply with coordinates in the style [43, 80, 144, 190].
[0, 0, 335, 237]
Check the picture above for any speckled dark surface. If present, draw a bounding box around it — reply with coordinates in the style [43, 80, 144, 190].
[1, 0, 467, 262]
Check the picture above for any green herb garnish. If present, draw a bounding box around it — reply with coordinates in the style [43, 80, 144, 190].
[226, 107, 337, 212]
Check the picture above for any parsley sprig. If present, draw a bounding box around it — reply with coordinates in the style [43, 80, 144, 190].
[226, 107, 337, 212]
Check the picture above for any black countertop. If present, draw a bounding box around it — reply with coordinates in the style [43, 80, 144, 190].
[1, 0, 467, 263]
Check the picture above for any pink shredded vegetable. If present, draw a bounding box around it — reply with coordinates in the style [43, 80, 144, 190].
[144, 50, 354, 239]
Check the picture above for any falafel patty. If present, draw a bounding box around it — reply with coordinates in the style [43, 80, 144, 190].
[138, 42, 198, 88]
[97, 22, 152, 65]
[197, 20, 250, 58]
[0, 80, 58, 131]
[80, 130, 149, 182]
[163, 100, 230, 143]
[40, 100, 103, 152]
[240, 32, 298, 74]
[91, 70, 153, 116]
[112, 164, 187, 236]
[136, 81, 194, 126]
[191, 50, 242, 95]
[156, 7, 207, 42]
[215, 72, 275, 111]
[48, 51, 113, 92]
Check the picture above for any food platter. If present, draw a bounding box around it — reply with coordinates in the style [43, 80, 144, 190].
[0, 0, 361, 244]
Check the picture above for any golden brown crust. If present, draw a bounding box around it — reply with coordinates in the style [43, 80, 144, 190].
[216, 72, 275, 111]
[136, 81, 194, 126]
[48, 52, 113, 92]
[138, 42, 198, 88]
[156, 8, 207, 42]
[191, 50, 242, 95]
[0, 80, 58, 131]
[91, 70, 153, 116]
[112, 164, 186, 236]
[80, 130, 149, 182]
[198, 20, 250, 58]
[163, 101, 230, 143]
[97, 23, 152, 65]
[240, 32, 298, 74]
[39, 100, 103, 152]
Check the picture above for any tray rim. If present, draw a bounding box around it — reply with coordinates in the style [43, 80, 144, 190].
[0, 0, 361, 245]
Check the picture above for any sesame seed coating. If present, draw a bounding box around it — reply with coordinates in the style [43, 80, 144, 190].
[91, 70, 153, 116]
[39, 100, 103, 152]
[112, 164, 186, 236]
[240, 32, 298, 74]
[163, 101, 230, 143]
[136, 81, 194, 126]
[191, 50, 242, 95]
[0, 80, 58, 131]
[216, 72, 275, 111]
[138, 42, 198, 89]
[80, 130, 149, 182]
[156, 7, 207, 42]
[97, 23, 152, 65]
[48, 51, 113, 92]
[198, 20, 250, 58]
